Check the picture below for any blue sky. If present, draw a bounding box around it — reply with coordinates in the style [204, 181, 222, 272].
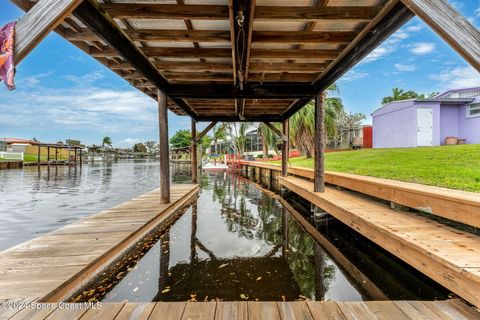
[1, 1, 479, 147]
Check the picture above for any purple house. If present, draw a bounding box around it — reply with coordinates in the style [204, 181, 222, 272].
[372, 88, 480, 148]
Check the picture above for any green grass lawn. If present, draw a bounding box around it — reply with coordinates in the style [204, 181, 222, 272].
[272, 145, 480, 192]
[23, 154, 68, 163]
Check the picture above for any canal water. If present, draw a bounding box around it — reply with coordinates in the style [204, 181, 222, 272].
[0, 161, 450, 302]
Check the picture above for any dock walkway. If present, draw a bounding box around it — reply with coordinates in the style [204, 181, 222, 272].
[0, 184, 199, 301]
[1, 299, 479, 320]
[279, 176, 480, 307]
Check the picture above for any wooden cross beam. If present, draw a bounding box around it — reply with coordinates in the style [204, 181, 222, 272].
[14, 0, 84, 63]
[400, 0, 480, 72]
[263, 122, 287, 141]
[195, 122, 218, 142]
[168, 84, 315, 99]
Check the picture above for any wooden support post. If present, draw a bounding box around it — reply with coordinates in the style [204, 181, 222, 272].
[191, 119, 198, 184]
[79, 148, 83, 166]
[74, 148, 77, 165]
[281, 119, 289, 177]
[314, 93, 325, 192]
[47, 147, 50, 164]
[158, 90, 170, 204]
[37, 145, 41, 165]
[401, 0, 480, 72]
[55, 148, 58, 161]
[14, 0, 83, 63]
[195, 121, 218, 143]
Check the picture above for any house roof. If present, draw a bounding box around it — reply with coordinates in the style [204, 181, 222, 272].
[0, 138, 39, 145]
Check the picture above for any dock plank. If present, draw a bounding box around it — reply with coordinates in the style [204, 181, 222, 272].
[279, 176, 480, 307]
[148, 302, 187, 320]
[181, 302, 216, 320]
[0, 184, 199, 300]
[248, 302, 281, 320]
[81, 302, 125, 320]
[365, 301, 410, 320]
[277, 302, 313, 320]
[337, 301, 377, 319]
[306, 301, 346, 320]
[114, 302, 155, 320]
[215, 302, 248, 320]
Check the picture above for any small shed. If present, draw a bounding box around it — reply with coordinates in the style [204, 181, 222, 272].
[372, 88, 480, 148]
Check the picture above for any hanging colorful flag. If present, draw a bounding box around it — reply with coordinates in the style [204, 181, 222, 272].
[0, 22, 16, 90]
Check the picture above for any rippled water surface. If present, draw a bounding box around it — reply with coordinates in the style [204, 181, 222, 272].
[0, 160, 189, 251]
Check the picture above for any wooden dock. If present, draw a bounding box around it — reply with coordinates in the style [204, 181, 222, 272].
[1, 299, 479, 320]
[279, 175, 480, 307]
[0, 184, 199, 301]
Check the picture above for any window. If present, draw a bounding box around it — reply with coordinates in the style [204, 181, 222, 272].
[467, 103, 480, 118]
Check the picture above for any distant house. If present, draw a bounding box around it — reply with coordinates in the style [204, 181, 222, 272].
[0, 138, 38, 153]
[371, 87, 480, 148]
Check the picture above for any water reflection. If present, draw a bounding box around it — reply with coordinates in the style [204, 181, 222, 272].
[103, 172, 371, 302]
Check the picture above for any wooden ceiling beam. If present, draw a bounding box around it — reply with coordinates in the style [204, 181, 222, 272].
[126, 29, 230, 42]
[251, 49, 341, 59]
[155, 61, 233, 72]
[252, 31, 355, 44]
[64, 28, 99, 41]
[249, 62, 326, 73]
[196, 115, 284, 122]
[143, 47, 231, 58]
[102, 3, 379, 21]
[168, 84, 315, 99]
[102, 3, 229, 20]
[255, 6, 380, 20]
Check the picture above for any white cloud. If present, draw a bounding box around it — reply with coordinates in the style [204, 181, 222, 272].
[394, 63, 416, 72]
[18, 71, 54, 87]
[476, 7, 480, 17]
[362, 21, 423, 63]
[339, 70, 368, 82]
[119, 138, 141, 147]
[0, 85, 158, 139]
[63, 71, 105, 86]
[430, 65, 480, 90]
[410, 42, 435, 55]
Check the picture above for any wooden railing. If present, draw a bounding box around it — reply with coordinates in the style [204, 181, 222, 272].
[238, 160, 480, 229]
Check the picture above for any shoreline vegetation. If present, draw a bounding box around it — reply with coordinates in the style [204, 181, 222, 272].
[272, 144, 480, 192]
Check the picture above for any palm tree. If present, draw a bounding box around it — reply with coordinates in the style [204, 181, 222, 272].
[257, 123, 277, 158]
[288, 84, 344, 158]
[381, 87, 421, 104]
[102, 136, 112, 149]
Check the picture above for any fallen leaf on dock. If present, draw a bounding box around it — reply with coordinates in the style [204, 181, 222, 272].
[219, 263, 230, 269]
[162, 287, 171, 293]
[256, 276, 262, 281]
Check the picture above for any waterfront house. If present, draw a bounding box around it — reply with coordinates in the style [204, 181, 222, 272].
[372, 88, 480, 148]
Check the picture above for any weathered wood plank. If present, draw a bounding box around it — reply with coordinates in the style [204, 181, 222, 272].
[80, 303, 125, 320]
[254, 6, 380, 21]
[215, 302, 248, 320]
[126, 29, 230, 43]
[149, 302, 187, 320]
[113, 302, 155, 320]
[181, 302, 216, 320]
[191, 119, 198, 184]
[306, 301, 346, 320]
[365, 301, 411, 320]
[401, 0, 480, 72]
[15, 0, 83, 62]
[248, 302, 281, 320]
[277, 302, 313, 320]
[252, 31, 355, 44]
